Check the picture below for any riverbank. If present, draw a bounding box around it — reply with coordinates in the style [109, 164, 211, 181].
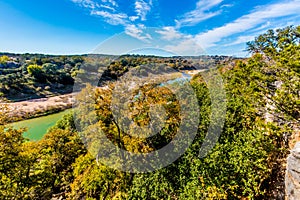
[3, 93, 75, 122]
[2, 69, 203, 123]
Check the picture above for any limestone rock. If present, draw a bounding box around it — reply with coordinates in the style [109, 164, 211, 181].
[285, 142, 300, 200]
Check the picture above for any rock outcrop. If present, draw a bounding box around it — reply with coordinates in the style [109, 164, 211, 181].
[286, 142, 300, 200]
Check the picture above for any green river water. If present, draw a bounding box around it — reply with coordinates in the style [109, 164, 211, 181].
[11, 109, 71, 141]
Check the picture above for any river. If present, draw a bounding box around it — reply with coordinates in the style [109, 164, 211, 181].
[10, 71, 197, 141]
[11, 109, 72, 141]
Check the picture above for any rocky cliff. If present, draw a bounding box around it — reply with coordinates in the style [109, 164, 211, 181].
[286, 142, 300, 200]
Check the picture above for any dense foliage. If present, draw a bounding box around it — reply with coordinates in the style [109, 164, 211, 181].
[0, 25, 299, 199]
[0, 53, 230, 101]
[0, 54, 83, 101]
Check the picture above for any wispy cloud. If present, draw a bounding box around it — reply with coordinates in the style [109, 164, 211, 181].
[194, 0, 300, 48]
[134, 0, 152, 21]
[99, 4, 116, 12]
[125, 24, 152, 42]
[156, 27, 182, 41]
[91, 10, 128, 25]
[71, 0, 152, 41]
[227, 35, 256, 46]
[72, 0, 126, 25]
[220, 4, 234, 8]
[176, 0, 224, 27]
[157, 0, 300, 55]
[248, 21, 272, 33]
[164, 36, 205, 55]
[129, 16, 139, 22]
[71, 0, 100, 9]
[101, 0, 118, 7]
[71, 0, 119, 12]
[71, 0, 300, 56]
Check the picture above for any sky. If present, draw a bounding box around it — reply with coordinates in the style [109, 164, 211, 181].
[0, 0, 299, 56]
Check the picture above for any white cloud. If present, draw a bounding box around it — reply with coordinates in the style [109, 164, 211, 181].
[156, 27, 182, 41]
[99, 4, 116, 11]
[71, 0, 99, 9]
[71, 0, 153, 41]
[125, 24, 152, 42]
[227, 35, 255, 46]
[176, 0, 224, 27]
[195, 0, 223, 12]
[164, 36, 205, 56]
[129, 16, 139, 21]
[101, 0, 118, 7]
[221, 4, 234, 8]
[249, 21, 272, 33]
[72, 0, 125, 25]
[71, 0, 119, 11]
[71, 0, 300, 56]
[135, 0, 151, 21]
[194, 0, 300, 48]
[91, 10, 128, 25]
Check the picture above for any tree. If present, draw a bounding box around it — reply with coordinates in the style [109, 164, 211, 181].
[68, 154, 130, 200]
[0, 124, 40, 199]
[0, 55, 9, 64]
[42, 63, 59, 75]
[27, 64, 46, 82]
[247, 26, 300, 125]
[33, 127, 86, 198]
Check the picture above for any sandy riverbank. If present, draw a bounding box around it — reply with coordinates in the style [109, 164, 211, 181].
[2, 93, 76, 122]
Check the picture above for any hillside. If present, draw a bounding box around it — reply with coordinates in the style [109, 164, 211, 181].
[0, 26, 299, 199]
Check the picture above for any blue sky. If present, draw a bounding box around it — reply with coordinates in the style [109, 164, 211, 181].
[0, 0, 299, 56]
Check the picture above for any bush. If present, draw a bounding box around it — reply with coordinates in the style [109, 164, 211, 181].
[0, 55, 9, 64]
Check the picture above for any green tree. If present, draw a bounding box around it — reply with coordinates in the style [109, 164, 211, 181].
[247, 26, 299, 128]
[0, 124, 40, 199]
[27, 64, 46, 82]
[0, 55, 9, 64]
